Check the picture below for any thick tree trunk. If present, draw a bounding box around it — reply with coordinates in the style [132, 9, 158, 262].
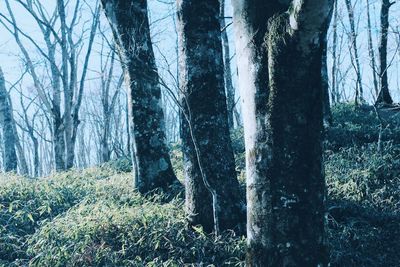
[177, 0, 245, 234]
[376, 0, 394, 105]
[220, 0, 239, 129]
[345, 0, 364, 104]
[233, 0, 333, 265]
[0, 68, 17, 172]
[101, 0, 179, 193]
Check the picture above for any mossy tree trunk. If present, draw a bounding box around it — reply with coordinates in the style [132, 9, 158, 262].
[177, 0, 245, 234]
[0, 67, 17, 172]
[101, 0, 179, 193]
[232, 0, 334, 265]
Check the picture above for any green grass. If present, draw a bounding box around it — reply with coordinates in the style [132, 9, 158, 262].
[0, 167, 244, 266]
[0, 104, 399, 266]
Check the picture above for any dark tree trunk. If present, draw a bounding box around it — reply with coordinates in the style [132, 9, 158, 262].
[177, 0, 245, 234]
[376, 0, 394, 105]
[233, 0, 333, 265]
[100, 124, 111, 163]
[32, 136, 39, 177]
[53, 116, 65, 172]
[0, 68, 17, 172]
[101, 0, 179, 193]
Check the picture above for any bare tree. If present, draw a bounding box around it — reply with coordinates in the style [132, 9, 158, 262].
[345, 0, 364, 104]
[367, 0, 380, 97]
[331, 0, 339, 104]
[220, 0, 240, 129]
[0, 0, 100, 171]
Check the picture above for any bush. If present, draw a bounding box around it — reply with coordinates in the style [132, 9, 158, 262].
[326, 104, 400, 150]
[325, 142, 400, 267]
[326, 142, 400, 213]
[0, 168, 244, 266]
[28, 200, 245, 266]
[0, 168, 132, 264]
[101, 158, 133, 174]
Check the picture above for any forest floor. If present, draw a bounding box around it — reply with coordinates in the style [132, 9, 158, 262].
[1, 104, 400, 267]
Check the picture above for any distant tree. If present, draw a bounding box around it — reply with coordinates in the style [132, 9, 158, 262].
[322, 3, 334, 125]
[177, 0, 245, 234]
[0, 67, 18, 172]
[1, 0, 100, 171]
[232, 0, 334, 265]
[376, 0, 395, 105]
[101, 0, 180, 193]
[220, 0, 240, 129]
[366, 0, 379, 97]
[345, 0, 364, 104]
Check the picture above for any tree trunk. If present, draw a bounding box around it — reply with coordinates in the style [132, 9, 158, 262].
[100, 117, 111, 163]
[331, 0, 339, 103]
[101, 0, 179, 193]
[177, 0, 245, 234]
[232, 0, 333, 265]
[376, 0, 394, 105]
[220, 0, 239, 129]
[0, 68, 17, 172]
[366, 0, 379, 97]
[322, 28, 332, 126]
[53, 117, 65, 172]
[345, 0, 364, 104]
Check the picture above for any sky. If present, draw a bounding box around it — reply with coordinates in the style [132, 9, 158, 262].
[0, 0, 399, 112]
[0, 0, 399, 173]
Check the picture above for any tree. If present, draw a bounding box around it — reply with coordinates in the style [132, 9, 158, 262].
[1, 0, 100, 171]
[322, 4, 334, 126]
[376, 0, 395, 105]
[366, 0, 379, 97]
[232, 0, 334, 265]
[101, 0, 179, 193]
[177, 0, 245, 234]
[220, 0, 240, 129]
[0, 67, 18, 172]
[331, 0, 339, 104]
[345, 0, 364, 104]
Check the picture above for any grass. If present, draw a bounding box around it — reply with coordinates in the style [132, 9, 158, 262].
[0, 104, 399, 266]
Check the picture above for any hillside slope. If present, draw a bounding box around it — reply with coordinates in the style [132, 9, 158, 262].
[1, 104, 399, 266]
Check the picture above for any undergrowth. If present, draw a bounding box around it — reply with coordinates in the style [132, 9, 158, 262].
[0, 104, 399, 266]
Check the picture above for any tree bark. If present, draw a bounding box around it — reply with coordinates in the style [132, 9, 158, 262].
[101, 0, 179, 193]
[0, 68, 18, 172]
[232, 0, 333, 265]
[376, 0, 394, 105]
[177, 0, 245, 234]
